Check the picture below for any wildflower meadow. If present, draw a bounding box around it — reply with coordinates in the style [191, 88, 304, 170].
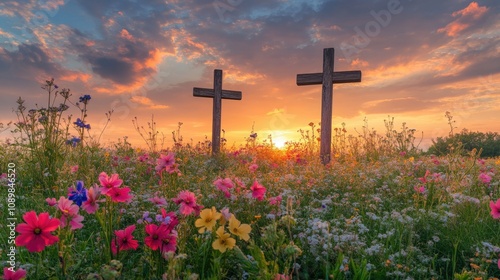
[1, 79, 499, 279]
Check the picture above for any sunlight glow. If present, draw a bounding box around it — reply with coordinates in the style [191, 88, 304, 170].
[273, 137, 287, 149]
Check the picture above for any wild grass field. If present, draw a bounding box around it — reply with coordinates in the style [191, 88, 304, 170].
[1, 80, 499, 279]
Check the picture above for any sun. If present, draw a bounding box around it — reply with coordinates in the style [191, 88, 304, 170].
[273, 136, 287, 149]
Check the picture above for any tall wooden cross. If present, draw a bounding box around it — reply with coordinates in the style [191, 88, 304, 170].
[296, 48, 362, 165]
[193, 69, 242, 155]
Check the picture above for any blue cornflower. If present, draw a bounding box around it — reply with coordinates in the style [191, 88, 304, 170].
[74, 118, 91, 129]
[68, 181, 88, 207]
[66, 136, 81, 147]
[79, 95, 91, 104]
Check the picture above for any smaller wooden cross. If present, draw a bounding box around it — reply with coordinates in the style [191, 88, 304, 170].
[296, 48, 361, 165]
[193, 69, 242, 155]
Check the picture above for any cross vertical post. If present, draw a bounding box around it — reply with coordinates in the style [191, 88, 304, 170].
[212, 69, 222, 155]
[321, 48, 334, 165]
[193, 69, 242, 155]
[296, 48, 362, 165]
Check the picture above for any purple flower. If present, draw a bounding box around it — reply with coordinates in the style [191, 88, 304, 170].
[137, 212, 153, 224]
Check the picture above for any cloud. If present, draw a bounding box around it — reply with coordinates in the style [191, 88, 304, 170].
[130, 96, 169, 109]
[438, 2, 489, 37]
[0, 43, 60, 74]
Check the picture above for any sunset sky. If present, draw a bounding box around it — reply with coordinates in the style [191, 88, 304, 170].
[0, 0, 498, 149]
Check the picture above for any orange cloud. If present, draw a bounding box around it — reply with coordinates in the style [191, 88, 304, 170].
[438, 2, 488, 37]
[351, 58, 369, 67]
[60, 72, 91, 83]
[130, 96, 169, 109]
[120, 29, 134, 41]
[452, 2, 488, 19]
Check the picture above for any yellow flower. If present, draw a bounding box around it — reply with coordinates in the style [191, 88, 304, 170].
[212, 226, 235, 253]
[195, 207, 221, 233]
[228, 215, 251, 241]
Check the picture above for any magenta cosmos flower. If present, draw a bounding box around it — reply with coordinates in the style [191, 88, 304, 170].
[490, 198, 500, 219]
[15, 211, 60, 252]
[479, 172, 492, 184]
[57, 197, 84, 230]
[144, 224, 177, 253]
[98, 172, 123, 194]
[155, 153, 175, 173]
[112, 225, 139, 254]
[82, 185, 101, 214]
[107, 186, 133, 203]
[45, 197, 57, 206]
[250, 180, 266, 201]
[172, 190, 201, 216]
[2, 267, 27, 280]
[214, 178, 234, 198]
[160, 208, 179, 231]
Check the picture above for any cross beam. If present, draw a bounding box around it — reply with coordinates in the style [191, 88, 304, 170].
[296, 48, 362, 164]
[193, 69, 242, 155]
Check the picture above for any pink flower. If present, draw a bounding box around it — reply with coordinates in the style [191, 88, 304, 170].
[112, 225, 138, 254]
[45, 197, 57, 206]
[250, 180, 266, 201]
[159, 230, 177, 254]
[166, 163, 181, 175]
[144, 224, 177, 253]
[490, 199, 500, 219]
[418, 170, 431, 184]
[214, 178, 234, 198]
[249, 163, 258, 172]
[145, 224, 170, 251]
[414, 185, 426, 194]
[149, 193, 168, 207]
[82, 185, 101, 214]
[0, 173, 6, 179]
[138, 153, 150, 162]
[98, 172, 123, 194]
[479, 172, 492, 184]
[15, 211, 60, 252]
[155, 153, 175, 173]
[172, 191, 201, 216]
[160, 209, 179, 231]
[221, 207, 231, 221]
[274, 274, 290, 280]
[269, 195, 282, 206]
[57, 197, 84, 230]
[70, 165, 79, 174]
[2, 267, 27, 280]
[107, 187, 133, 203]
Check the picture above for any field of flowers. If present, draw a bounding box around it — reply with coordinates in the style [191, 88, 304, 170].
[1, 80, 499, 279]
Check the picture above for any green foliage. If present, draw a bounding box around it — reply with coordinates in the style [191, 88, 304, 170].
[12, 79, 72, 196]
[428, 129, 500, 157]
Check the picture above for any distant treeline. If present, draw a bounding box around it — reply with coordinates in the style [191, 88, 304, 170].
[428, 129, 500, 157]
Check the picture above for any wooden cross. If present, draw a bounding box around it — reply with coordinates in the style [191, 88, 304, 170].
[193, 69, 242, 155]
[296, 48, 362, 165]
